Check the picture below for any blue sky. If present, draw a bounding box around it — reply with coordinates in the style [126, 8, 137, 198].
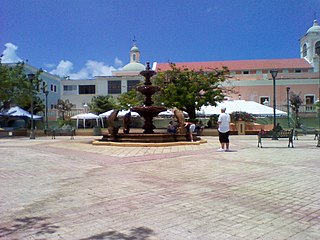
[1, 0, 319, 79]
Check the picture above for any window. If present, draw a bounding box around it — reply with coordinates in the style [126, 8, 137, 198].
[315, 41, 320, 55]
[303, 44, 307, 57]
[260, 96, 270, 106]
[50, 84, 57, 92]
[295, 69, 301, 73]
[305, 95, 315, 111]
[132, 53, 136, 61]
[63, 85, 77, 94]
[305, 95, 314, 104]
[79, 85, 95, 94]
[127, 80, 140, 92]
[108, 81, 121, 94]
[243, 71, 249, 74]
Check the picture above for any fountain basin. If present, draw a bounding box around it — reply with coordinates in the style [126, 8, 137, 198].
[131, 106, 167, 117]
[136, 85, 161, 95]
[100, 133, 201, 143]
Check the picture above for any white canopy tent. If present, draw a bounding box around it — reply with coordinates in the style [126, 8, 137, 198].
[158, 110, 174, 117]
[197, 100, 287, 117]
[98, 110, 140, 128]
[0, 106, 42, 119]
[157, 109, 189, 118]
[71, 113, 99, 128]
[99, 110, 140, 118]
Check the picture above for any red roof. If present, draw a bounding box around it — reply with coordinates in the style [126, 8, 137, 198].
[156, 58, 312, 72]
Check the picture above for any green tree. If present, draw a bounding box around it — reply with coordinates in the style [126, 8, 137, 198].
[88, 95, 117, 114]
[117, 90, 144, 110]
[0, 59, 44, 110]
[154, 63, 229, 120]
[24, 96, 45, 114]
[290, 92, 303, 128]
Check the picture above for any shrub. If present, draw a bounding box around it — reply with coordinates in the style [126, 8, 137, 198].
[230, 111, 255, 122]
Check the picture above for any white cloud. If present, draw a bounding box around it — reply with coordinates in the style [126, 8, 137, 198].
[1, 43, 23, 63]
[49, 59, 122, 79]
[1, 42, 123, 79]
[49, 60, 74, 78]
[114, 57, 123, 67]
[44, 63, 56, 68]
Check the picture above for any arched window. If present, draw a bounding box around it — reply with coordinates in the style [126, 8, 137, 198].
[315, 41, 320, 55]
[302, 44, 307, 57]
[132, 53, 136, 61]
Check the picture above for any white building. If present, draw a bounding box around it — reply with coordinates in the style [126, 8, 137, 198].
[61, 42, 146, 109]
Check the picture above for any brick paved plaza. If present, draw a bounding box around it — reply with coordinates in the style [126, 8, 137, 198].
[0, 135, 319, 240]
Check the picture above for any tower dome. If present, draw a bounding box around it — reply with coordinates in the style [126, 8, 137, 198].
[130, 45, 140, 52]
[121, 41, 145, 72]
[122, 62, 145, 71]
[307, 19, 320, 34]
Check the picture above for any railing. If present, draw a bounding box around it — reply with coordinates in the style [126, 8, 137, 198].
[41, 108, 85, 121]
[277, 104, 317, 113]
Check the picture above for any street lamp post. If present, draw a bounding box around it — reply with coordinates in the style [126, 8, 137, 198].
[28, 73, 35, 139]
[286, 87, 291, 128]
[41, 81, 49, 131]
[270, 69, 278, 140]
[44, 90, 49, 131]
[315, 45, 320, 147]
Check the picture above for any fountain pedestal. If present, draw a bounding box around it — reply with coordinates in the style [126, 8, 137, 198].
[131, 62, 166, 134]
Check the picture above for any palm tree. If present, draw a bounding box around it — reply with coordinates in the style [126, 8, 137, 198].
[290, 92, 303, 128]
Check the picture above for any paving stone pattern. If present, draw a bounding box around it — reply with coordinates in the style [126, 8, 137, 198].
[0, 135, 319, 240]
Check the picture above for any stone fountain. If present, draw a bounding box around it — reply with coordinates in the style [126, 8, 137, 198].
[131, 62, 166, 134]
[98, 62, 202, 144]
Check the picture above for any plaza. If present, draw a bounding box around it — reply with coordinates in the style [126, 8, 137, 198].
[0, 135, 319, 239]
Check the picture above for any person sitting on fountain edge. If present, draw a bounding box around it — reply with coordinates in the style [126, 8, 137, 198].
[167, 121, 177, 133]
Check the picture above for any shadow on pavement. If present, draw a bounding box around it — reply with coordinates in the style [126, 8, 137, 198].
[0, 216, 59, 238]
[80, 226, 156, 240]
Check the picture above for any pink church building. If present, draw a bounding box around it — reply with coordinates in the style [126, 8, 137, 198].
[155, 20, 320, 116]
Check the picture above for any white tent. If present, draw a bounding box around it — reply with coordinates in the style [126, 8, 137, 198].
[197, 100, 287, 117]
[98, 110, 140, 128]
[0, 106, 42, 119]
[71, 113, 99, 128]
[158, 110, 174, 117]
[157, 109, 189, 118]
[99, 110, 140, 118]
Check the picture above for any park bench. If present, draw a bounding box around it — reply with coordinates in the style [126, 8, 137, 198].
[257, 129, 294, 148]
[47, 125, 75, 139]
[293, 127, 318, 140]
